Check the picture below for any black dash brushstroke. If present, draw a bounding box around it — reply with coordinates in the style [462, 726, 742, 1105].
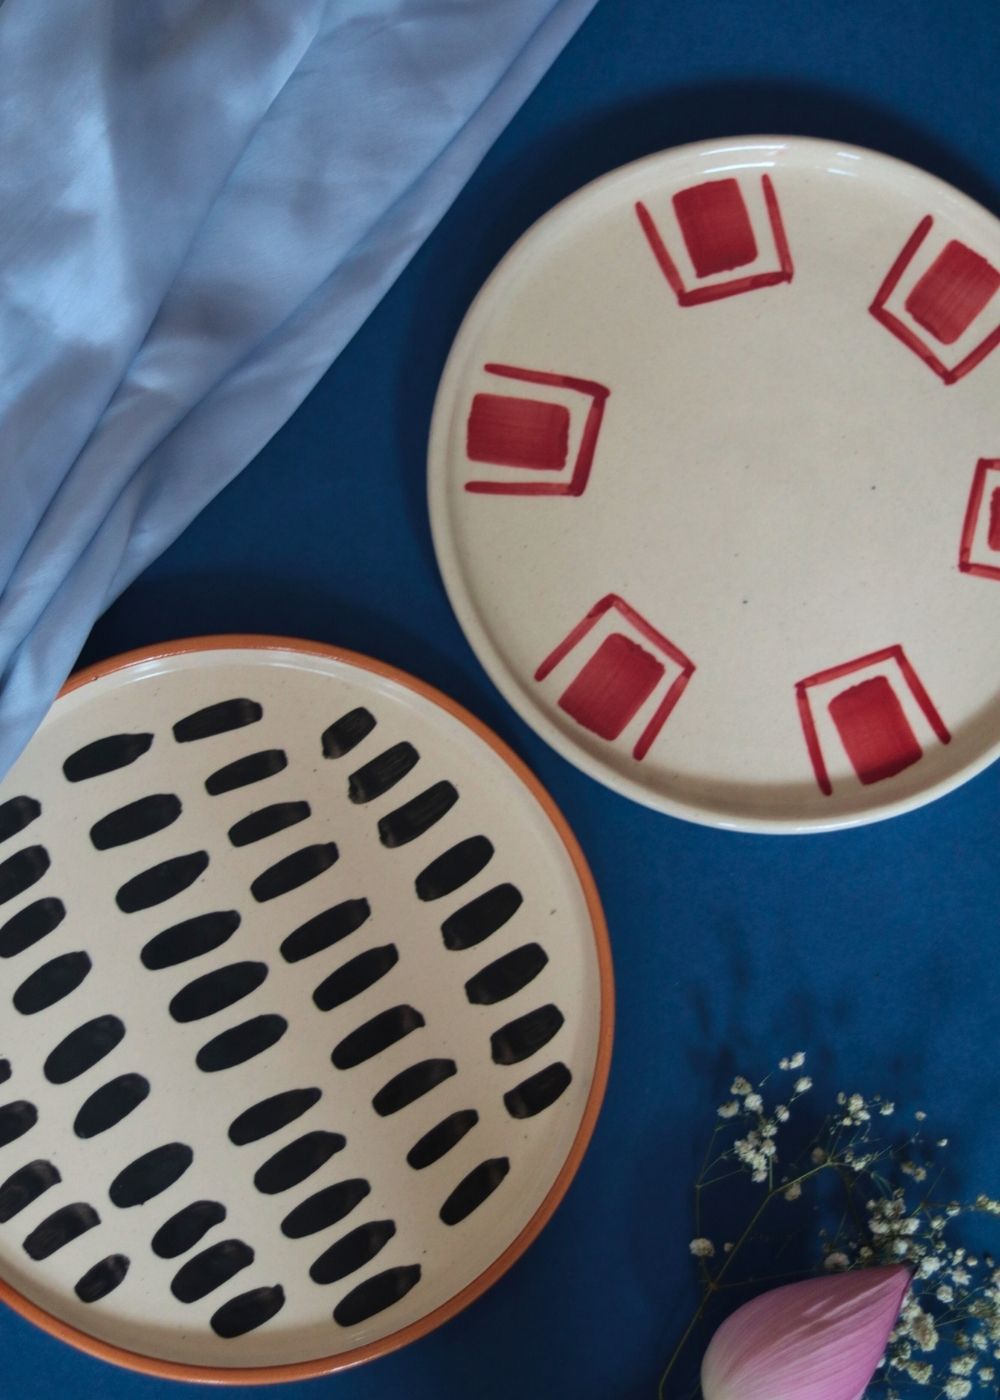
[250, 843, 338, 903]
[228, 802, 310, 847]
[63, 733, 152, 783]
[173, 699, 262, 743]
[372, 1059, 456, 1117]
[44, 1015, 125, 1083]
[378, 782, 457, 848]
[441, 884, 523, 950]
[331, 1005, 424, 1070]
[141, 910, 240, 970]
[90, 794, 181, 850]
[196, 1015, 287, 1072]
[115, 851, 208, 913]
[228, 1087, 321, 1146]
[13, 951, 91, 1014]
[321, 708, 375, 758]
[205, 750, 287, 796]
[312, 945, 398, 1012]
[406, 1110, 479, 1170]
[0, 898, 66, 958]
[109, 1142, 192, 1207]
[0, 846, 49, 905]
[280, 899, 370, 963]
[439, 1158, 510, 1225]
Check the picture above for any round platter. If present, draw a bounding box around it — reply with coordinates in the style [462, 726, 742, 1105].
[0, 637, 611, 1381]
[428, 137, 1000, 831]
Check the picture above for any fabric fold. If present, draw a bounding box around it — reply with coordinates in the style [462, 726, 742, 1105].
[0, 0, 598, 775]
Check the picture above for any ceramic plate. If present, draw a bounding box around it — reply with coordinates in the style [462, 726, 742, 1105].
[428, 137, 1000, 831]
[0, 638, 611, 1381]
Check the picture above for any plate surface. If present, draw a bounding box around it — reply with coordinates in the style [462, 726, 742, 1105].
[428, 137, 1000, 831]
[0, 638, 610, 1380]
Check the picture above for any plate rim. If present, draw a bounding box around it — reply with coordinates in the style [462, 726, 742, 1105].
[426, 133, 1000, 834]
[0, 633, 613, 1385]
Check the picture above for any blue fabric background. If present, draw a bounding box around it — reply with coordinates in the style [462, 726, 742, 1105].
[6, 1, 1000, 1396]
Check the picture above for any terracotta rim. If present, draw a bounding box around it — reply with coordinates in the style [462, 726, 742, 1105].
[0, 634, 614, 1385]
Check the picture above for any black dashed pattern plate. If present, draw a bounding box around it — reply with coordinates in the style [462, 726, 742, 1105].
[0, 639, 611, 1379]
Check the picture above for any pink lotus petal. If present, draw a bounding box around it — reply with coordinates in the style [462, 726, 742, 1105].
[701, 1265, 910, 1400]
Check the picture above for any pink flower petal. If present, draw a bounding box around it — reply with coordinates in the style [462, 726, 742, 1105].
[701, 1265, 910, 1400]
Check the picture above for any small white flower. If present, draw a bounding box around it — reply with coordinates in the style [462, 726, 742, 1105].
[979, 1366, 994, 1382]
[950, 1355, 976, 1377]
[931, 1216, 947, 1230]
[915, 1110, 927, 1121]
[824, 1252, 850, 1271]
[751, 1167, 767, 1183]
[779, 1057, 789, 1070]
[937, 1138, 949, 1147]
[723, 1242, 733, 1253]
[936, 1284, 955, 1303]
[910, 1311, 939, 1351]
[743, 1092, 763, 1112]
[811, 1147, 827, 1164]
[953, 1267, 972, 1286]
[944, 1380, 971, 1399]
[717, 1100, 740, 1119]
[775, 1104, 789, 1122]
[906, 1360, 933, 1384]
[793, 1076, 812, 1093]
[917, 1255, 942, 1277]
[689, 1237, 715, 1258]
[731, 1076, 752, 1097]
[783, 1181, 802, 1202]
[880, 1101, 895, 1115]
[789, 1051, 805, 1069]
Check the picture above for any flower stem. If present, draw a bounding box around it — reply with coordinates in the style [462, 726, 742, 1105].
[656, 1163, 831, 1397]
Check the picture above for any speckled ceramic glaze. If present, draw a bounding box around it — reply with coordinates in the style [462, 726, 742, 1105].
[0, 638, 611, 1381]
[429, 137, 1000, 831]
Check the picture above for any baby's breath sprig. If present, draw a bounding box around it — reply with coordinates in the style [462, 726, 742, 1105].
[658, 1055, 1000, 1399]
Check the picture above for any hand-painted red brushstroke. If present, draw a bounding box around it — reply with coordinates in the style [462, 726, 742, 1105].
[761, 173, 794, 281]
[673, 179, 758, 277]
[796, 645, 950, 796]
[870, 217, 1000, 383]
[988, 487, 1000, 552]
[828, 676, 923, 786]
[467, 393, 569, 471]
[904, 240, 1000, 345]
[557, 632, 665, 740]
[535, 594, 695, 761]
[958, 458, 1000, 580]
[635, 172, 793, 307]
[795, 687, 833, 796]
[464, 365, 610, 497]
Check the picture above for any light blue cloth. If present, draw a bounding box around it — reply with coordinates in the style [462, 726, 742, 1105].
[0, 0, 596, 775]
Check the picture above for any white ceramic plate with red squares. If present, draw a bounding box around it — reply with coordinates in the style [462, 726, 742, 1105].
[428, 136, 1000, 832]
